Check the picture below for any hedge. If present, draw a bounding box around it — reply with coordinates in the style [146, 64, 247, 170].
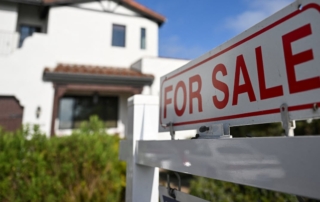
[0, 116, 126, 202]
[189, 177, 299, 202]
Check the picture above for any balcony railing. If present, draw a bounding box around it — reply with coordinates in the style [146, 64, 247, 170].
[0, 31, 19, 56]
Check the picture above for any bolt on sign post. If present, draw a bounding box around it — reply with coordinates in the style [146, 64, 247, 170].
[159, 186, 209, 202]
[159, 0, 320, 132]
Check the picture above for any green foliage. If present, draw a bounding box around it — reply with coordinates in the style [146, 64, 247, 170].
[231, 122, 284, 138]
[230, 119, 320, 138]
[189, 177, 298, 202]
[295, 119, 320, 136]
[0, 116, 125, 202]
[189, 177, 319, 201]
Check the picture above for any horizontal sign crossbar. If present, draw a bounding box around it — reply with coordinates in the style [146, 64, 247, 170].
[137, 136, 320, 200]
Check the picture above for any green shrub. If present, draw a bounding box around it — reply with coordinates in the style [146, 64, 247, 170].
[189, 177, 298, 202]
[189, 177, 319, 201]
[0, 116, 125, 202]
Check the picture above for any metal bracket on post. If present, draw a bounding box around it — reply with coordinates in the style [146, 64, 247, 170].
[169, 122, 175, 140]
[280, 103, 296, 137]
[161, 122, 176, 140]
[167, 172, 181, 199]
[197, 123, 232, 139]
[282, 105, 307, 201]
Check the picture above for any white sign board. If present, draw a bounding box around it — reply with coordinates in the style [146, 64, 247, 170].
[159, 0, 320, 132]
[159, 186, 209, 202]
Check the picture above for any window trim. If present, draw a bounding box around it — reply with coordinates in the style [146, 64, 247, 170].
[112, 24, 126, 47]
[58, 95, 119, 130]
[140, 27, 146, 50]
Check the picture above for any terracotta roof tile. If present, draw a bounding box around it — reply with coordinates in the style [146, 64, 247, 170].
[121, 0, 165, 25]
[44, 64, 154, 78]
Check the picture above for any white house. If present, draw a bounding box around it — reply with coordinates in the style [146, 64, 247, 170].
[0, 0, 194, 138]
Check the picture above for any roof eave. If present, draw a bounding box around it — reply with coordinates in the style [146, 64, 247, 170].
[43, 72, 154, 86]
[116, 0, 166, 26]
[42, 0, 95, 6]
[2, 0, 108, 6]
[2, 0, 43, 6]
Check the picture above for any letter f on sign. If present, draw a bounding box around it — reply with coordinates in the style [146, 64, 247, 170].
[164, 85, 173, 118]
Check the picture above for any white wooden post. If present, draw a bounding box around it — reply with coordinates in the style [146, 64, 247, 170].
[119, 95, 159, 202]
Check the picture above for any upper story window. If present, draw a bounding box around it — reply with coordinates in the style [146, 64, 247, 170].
[19, 25, 41, 48]
[112, 24, 126, 47]
[140, 28, 146, 49]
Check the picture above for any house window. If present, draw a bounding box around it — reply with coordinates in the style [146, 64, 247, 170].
[112, 24, 126, 47]
[140, 28, 146, 49]
[19, 25, 41, 48]
[58, 95, 118, 129]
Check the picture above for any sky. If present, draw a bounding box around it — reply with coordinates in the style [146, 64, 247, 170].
[136, 0, 295, 60]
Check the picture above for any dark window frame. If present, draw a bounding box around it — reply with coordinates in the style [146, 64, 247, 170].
[112, 24, 126, 47]
[58, 95, 119, 130]
[140, 27, 146, 49]
[18, 24, 42, 48]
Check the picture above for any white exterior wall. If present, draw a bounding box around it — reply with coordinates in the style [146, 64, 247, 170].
[0, 1, 18, 32]
[0, 1, 159, 136]
[132, 57, 197, 140]
[0, 34, 55, 134]
[132, 57, 190, 96]
[0, 2, 19, 55]
[47, 3, 158, 67]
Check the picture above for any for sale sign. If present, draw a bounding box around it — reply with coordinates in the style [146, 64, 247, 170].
[159, 0, 320, 132]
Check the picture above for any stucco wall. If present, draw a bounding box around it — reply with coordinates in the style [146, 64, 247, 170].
[0, 1, 18, 32]
[133, 57, 197, 140]
[0, 34, 55, 135]
[47, 3, 158, 67]
[132, 57, 190, 96]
